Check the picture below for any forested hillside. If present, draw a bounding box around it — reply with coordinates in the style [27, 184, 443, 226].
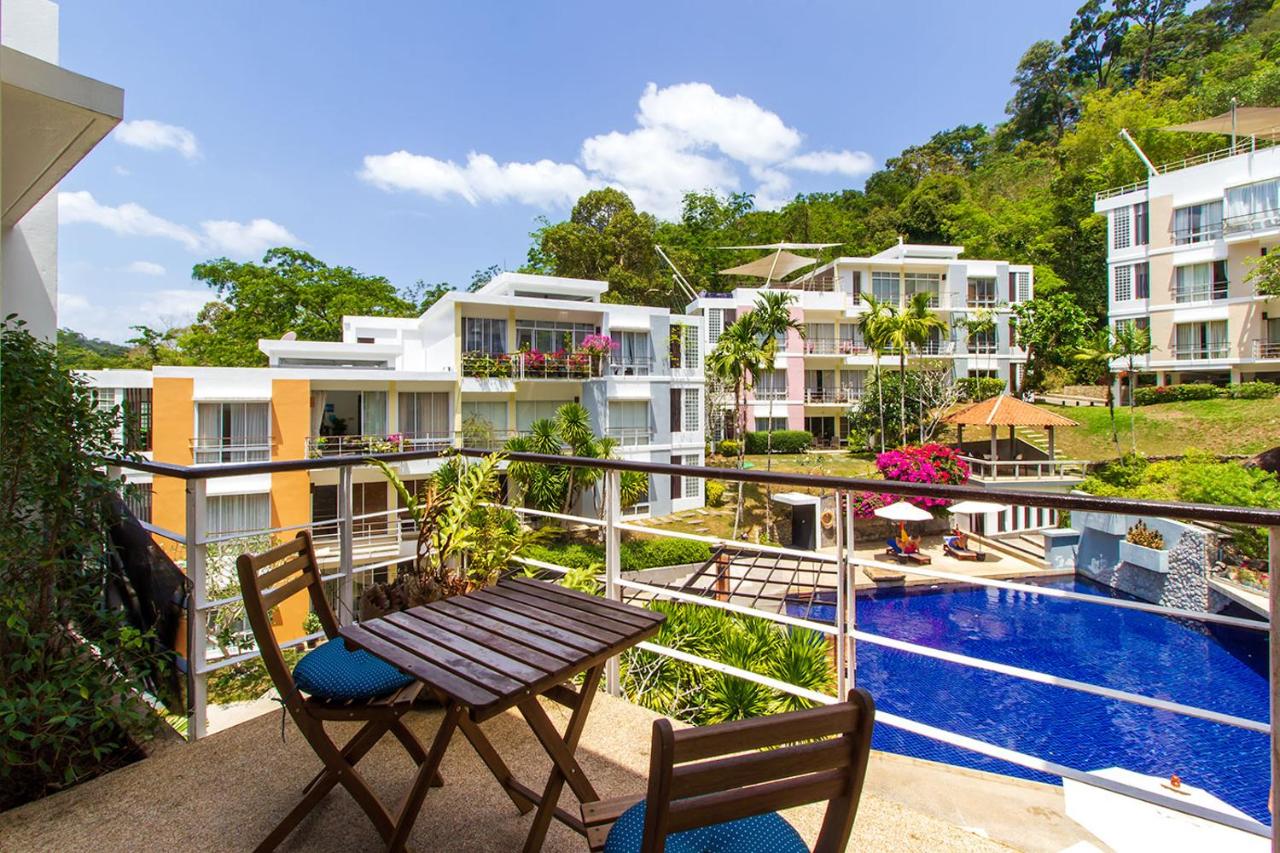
[524, 0, 1280, 321]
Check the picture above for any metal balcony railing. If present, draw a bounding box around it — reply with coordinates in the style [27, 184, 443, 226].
[1173, 343, 1231, 361]
[1225, 208, 1280, 237]
[1174, 282, 1229, 303]
[803, 388, 860, 404]
[606, 426, 650, 447]
[306, 433, 453, 458]
[461, 351, 606, 380]
[753, 387, 788, 401]
[189, 436, 272, 465]
[1171, 223, 1224, 244]
[1253, 340, 1280, 359]
[101, 445, 1280, 842]
[959, 455, 1089, 481]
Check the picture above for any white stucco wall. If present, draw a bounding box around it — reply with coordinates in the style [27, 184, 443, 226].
[2, 0, 62, 339]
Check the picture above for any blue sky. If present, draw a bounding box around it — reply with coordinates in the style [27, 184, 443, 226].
[56, 0, 1081, 342]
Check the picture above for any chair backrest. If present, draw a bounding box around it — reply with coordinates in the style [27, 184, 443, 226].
[638, 688, 875, 853]
[235, 531, 339, 710]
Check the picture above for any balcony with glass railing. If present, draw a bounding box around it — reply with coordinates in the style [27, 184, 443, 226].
[803, 387, 859, 404]
[461, 350, 605, 380]
[606, 426, 650, 447]
[1172, 222, 1224, 245]
[1225, 207, 1280, 237]
[1174, 281, 1229, 303]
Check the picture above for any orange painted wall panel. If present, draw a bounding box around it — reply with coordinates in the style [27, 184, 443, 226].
[270, 379, 313, 642]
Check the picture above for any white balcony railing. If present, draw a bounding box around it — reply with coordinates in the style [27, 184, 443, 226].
[959, 455, 1088, 481]
[190, 436, 271, 465]
[306, 433, 453, 458]
[104, 446, 1279, 843]
[1225, 208, 1280, 237]
[1253, 340, 1280, 359]
[607, 426, 650, 447]
[1174, 283, 1229, 303]
[804, 388, 860, 404]
[1173, 343, 1231, 361]
[1172, 223, 1224, 245]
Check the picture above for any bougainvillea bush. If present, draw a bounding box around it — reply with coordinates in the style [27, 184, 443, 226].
[851, 443, 971, 515]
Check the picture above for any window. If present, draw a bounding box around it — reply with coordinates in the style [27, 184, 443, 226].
[1113, 265, 1133, 302]
[754, 417, 787, 431]
[805, 323, 836, 353]
[839, 370, 864, 398]
[1225, 178, 1280, 234]
[967, 277, 996, 307]
[682, 388, 699, 433]
[968, 329, 997, 355]
[753, 369, 787, 400]
[461, 401, 507, 430]
[671, 323, 700, 370]
[904, 272, 941, 306]
[514, 400, 573, 433]
[1174, 261, 1228, 303]
[1134, 201, 1149, 245]
[805, 369, 835, 401]
[1134, 262, 1150, 299]
[463, 317, 507, 354]
[123, 387, 152, 452]
[608, 401, 649, 445]
[398, 392, 450, 440]
[613, 330, 652, 373]
[871, 271, 900, 303]
[671, 453, 701, 500]
[207, 493, 270, 537]
[1173, 201, 1223, 244]
[707, 308, 724, 344]
[518, 319, 596, 353]
[1014, 271, 1032, 302]
[1175, 321, 1229, 360]
[622, 476, 652, 517]
[195, 402, 270, 464]
[360, 391, 387, 436]
[1112, 207, 1132, 250]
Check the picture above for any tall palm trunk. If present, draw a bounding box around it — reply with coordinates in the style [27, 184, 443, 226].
[1106, 377, 1120, 454]
[733, 379, 746, 539]
[898, 350, 908, 447]
[874, 356, 885, 453]
[764, 395, 775, 541]
[1128, 365, 1139, 455]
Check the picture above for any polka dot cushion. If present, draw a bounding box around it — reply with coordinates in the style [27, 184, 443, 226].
[604, 801, 808, 853]
[292, 638, 415, 701]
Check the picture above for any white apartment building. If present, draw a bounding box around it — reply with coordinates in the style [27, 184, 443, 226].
[83, 273, 707, 568]
[1094, 138, 1280, 385]
[1, 0, 123, 339]
[688, 242, 1033, 446]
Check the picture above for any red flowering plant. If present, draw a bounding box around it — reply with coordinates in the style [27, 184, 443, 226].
[873, 443, 970, 509]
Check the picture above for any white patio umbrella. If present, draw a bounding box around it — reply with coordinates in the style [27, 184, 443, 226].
[874, 500, 933, 548]
[945, 500, 1010, 556]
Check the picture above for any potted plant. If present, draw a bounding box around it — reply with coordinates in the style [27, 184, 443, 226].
[1120, 520, 1169, 573]
[358, 452, 539, 619]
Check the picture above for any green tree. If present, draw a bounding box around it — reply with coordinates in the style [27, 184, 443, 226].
[1113, 321, 1153, 453]
[1245, 251, 1280, 298]
[707, 316, 767, 538]
[1010, 294, 1095, 392]
[176, 248, 417, 366]
[55, 329, 130, 370]
[1116, 0, 1189, 83]
[1063, 0, 1128, 89]
[525, 188, 664, 306]
[1073, 327, 1124, 453]
[882, 293, 947, 446]
[1005, 40, 1077, 143]
[747, 290, 805, 537]
[858, 293, 895, 453]
[403, 279, 454, 312]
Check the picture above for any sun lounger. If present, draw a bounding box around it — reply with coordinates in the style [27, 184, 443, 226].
[944, 537, 980, 561]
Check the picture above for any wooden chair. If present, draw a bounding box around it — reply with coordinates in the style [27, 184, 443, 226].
[580, 688, 875, 853]
[237, 531, 435, 851]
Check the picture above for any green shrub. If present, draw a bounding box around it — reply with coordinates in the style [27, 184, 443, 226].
[744, 430, 813, 454]
[705, 480, 726, 506]
[1133, 383, 1223, 405]
[526, 538, 712, 572]
[716, 439, 741, 457]
[955, 376, 1007, 402]
[1, 321, 165, 809]
[1227, 381, 1279, 400]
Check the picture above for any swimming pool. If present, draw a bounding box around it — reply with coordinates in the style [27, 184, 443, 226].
[785, 577, 1271, 823]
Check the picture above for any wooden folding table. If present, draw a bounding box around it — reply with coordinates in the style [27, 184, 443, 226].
[340, 577, 665, 852]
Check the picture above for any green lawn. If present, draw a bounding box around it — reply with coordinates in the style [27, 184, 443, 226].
[1029, 399, 1280, 461]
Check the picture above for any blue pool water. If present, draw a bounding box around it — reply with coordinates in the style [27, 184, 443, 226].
[785, 577, 1271, 823]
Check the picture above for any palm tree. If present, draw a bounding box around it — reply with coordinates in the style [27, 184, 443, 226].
[1113, 323, 1153, 454]
[503, 402, 609, 517]
[1073, 328, 1123, 455]
[858, 293, 894, 453]
[885, 293, 947, 447]
[748, 290, 805, 538]
[707, 316, 766, 539]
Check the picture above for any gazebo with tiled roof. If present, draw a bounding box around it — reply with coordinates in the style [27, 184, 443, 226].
[944, 394, 1079, 464]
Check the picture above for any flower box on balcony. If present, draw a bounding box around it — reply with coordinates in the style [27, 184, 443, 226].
[1119, 539, 1169, 574]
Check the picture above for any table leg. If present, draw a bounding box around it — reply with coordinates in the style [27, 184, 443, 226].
[519, 665, 604, 853]
[458, 714, 536, 814]
[388, 702, 462, 853]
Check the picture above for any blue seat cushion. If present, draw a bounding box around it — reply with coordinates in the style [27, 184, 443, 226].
[604, 801, 807, 853]
[292, 638, 415, 701]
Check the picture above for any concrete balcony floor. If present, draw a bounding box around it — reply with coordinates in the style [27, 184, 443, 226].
[0, 694, 1098, 852]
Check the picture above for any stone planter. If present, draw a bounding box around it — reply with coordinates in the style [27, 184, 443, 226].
[1119, 539, 1169, 574]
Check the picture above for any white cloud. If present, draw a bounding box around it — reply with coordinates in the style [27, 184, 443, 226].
[57, 287, 212, 343]
[58, 191, 301, 258]
[114, 165, 131, 176]
[359, 151, 595, 207]
[59, 190, 202, 250]
[114, 119, 200, 160]
[124, 260, 166, 276]
[140, 288, 213, 319]
[359, 81, 874, 219]
[785, 150, 876, 176]
[201, 218, 301, 257]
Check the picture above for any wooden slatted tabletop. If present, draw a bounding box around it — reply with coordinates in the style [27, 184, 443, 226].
[340, 578, 665, 722]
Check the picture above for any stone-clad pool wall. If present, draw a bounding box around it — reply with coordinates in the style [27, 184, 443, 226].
[1047, 511, 1232, 613]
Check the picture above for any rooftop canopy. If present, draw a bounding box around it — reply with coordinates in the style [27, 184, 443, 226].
[1164, 106, 1280, 139]
[718, 248, 820, 280]
[943, 394, 1079, 428]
